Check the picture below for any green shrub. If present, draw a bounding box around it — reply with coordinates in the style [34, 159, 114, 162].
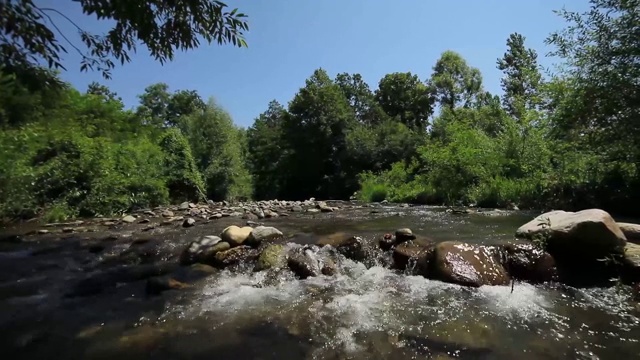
[42, 201, 77, 223]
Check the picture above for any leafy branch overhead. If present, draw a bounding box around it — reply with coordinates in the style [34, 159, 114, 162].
[0, 0, 249, 84]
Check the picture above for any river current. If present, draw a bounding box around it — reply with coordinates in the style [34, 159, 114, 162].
[0, 204, 638, 359]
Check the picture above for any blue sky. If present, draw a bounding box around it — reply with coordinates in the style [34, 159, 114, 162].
[39, 0, 589, 128]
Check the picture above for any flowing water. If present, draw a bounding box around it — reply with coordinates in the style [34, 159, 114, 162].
[0, 204, 639, 359]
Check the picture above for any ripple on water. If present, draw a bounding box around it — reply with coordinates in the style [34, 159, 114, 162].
[156, 243, 640, 359]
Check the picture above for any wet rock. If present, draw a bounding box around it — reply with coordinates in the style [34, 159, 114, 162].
[622, 243, 640, 282]
[316, 233, 365, 261]
[446, 207, 475, 215]
[186, 263, 217, 277]
[138, 218, 150, 224]
[122, 215, 136, 223]
[178, 202, 190, 210]
[395, 228, 416, 243]
[213, 246, 260, 268]
[430, 241, 510, 287]
[253, 209, 265, 219]
[146, 276, 190, 295]
[36, 229, 49, 235]
[291, 205, 303, 212]
[246, 226, 283, 247]
[209, 213, 223, 220]
[103, 221, 117, 226]
[161, 210, 174, 218]
[182, 218, 196, 228]
[287, 247, 321, 279]
[516, 209, 627, 263]
[220, 225, 253, 247]
[379, 233, 396, 251]
[243, 212, 259, 220]
[179, 235, 230, 265]
[254, 244, 287, 272]
[306, 208, 321, 214]
[618, 222, 640, 244]
[392, 238, 435, 276]
[141, 224, 156, 232]
[501, 243, 557, 283]
[321, 257, 338, 276]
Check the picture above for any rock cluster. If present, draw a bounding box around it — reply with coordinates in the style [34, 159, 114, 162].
[63, 206, 640, 298]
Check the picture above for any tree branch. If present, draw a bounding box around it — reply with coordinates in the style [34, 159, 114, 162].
[33, 6, 90, 60]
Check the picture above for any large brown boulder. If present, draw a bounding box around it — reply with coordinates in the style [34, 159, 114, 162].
[501, 243, 557, 283]
[392, 238, 434, 276]
[316, 233, 365, 261]
[430, 241, 510, 287]
[618, 223, 640, 244]
[515, 209, 627, 262]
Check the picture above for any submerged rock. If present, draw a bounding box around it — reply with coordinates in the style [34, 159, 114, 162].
[430, 241, 510, 287]
[501, 243, 557, 283]
[516, 209, 627, 263]
[220, 225, 253, 247]
[146, 276, 190, 295]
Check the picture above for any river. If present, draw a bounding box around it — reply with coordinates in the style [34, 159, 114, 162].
[0, 203, 638, 359]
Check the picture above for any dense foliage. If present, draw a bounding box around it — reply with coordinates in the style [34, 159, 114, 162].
[1, 0, 638, 221]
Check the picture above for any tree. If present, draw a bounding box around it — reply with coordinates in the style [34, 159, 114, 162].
[429, 51, 483, 110]
[0, 0, 249, 87]
[247, 100, 287, 199]
[546, 0, 640, 153]
[545, 0, 640, 211]
[283, 68, 356, 199]
[86, 82, 121, 103]
[159, 127, 205, 202]
[136, 83, 205, 128]
[183, 98, 252, 201]
[334, 72, 385, 125]
[497, 33, 543, 121]
[375, 72, 433, 130]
